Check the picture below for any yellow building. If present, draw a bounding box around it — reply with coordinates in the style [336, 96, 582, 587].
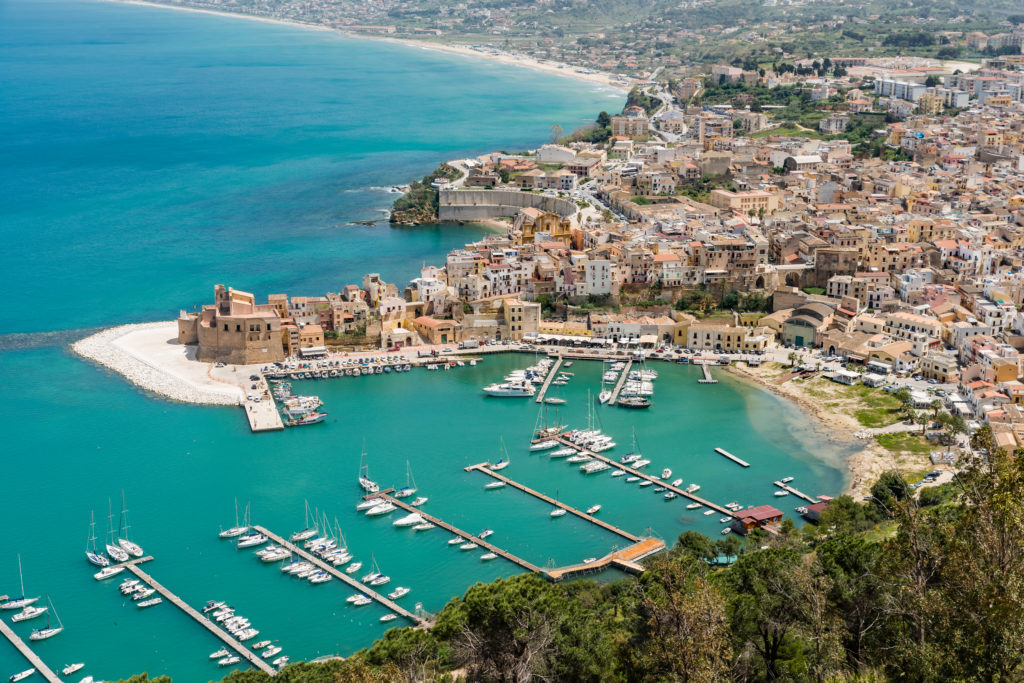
[708, 189, 780, 214]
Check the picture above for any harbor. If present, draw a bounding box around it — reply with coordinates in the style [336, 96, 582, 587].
[606, 359, 633, 404]
[534, 357, 564, 403]
[0, 617, 61, 683]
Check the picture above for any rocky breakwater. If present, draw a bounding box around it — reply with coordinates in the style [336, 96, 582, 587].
[72, 322, 245, 406]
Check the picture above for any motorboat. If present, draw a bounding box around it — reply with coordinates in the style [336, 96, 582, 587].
[273, 656, 290, 667]
[262, 646, 283, 658]
[480, 553, 497, 561]
[447, 537, 463, 546]
[685, 484, 700, 493]
[345, 562, 362, 574]
[611, 470, 625, 477]
[598, 390, 612, 404]
[664, 492, 677, 500]
[550, 509, 567, 518]
[309, 572, 333, 584]
[774, 491, 790, 497]
[380, 614, 398, 623]
[686, 503, 702, 510]
[781, 476, 794, 483]
[346, 594, 365, 603]
[355, 499, 380, 511]
[661, 468, 672, 479]
[369, 575, 391, 587]
[365, 502, 396, 516]
[61, 664, 84, 677]
[529, 440, 558, 452]
[721, 528, 732, 535]
[11, 606, 46, 622]
[620, 454, 641, 464]
[589, 441, 616, 453]
[638, 480, 653, 488]
[93, 566, 124, 581]
[412, 523, 435, 531]
[388, 587, 410, 600]
[625, 476, 640, 482]
[586, 505, 601, 515]
[253, 640, 271, 650]
[567, 454, 591, 464]
[137, 598, 162, 608]
[704, 509, 716, 516]
[671, 478, 683, 487]
[633, 459, 650, 469]
[550, 448, 575, 458]
[582, 461, 610, 474]
[218, 656, 241, 666]
[482, 381, 535, 397]
[351, 596, 372, 606]
[484, 482, 506, 490]
[654, 487, 665, 493]
[459, 542, 479, 551]
[410, 497, 428, 507]
[9, 670, 35, 682]
[478, 529, 494, 539]
[237, 533, 268, 549]
[132, 589, 155, 601]
[393, 513, 424, 528]
[544, 397, 566, 405]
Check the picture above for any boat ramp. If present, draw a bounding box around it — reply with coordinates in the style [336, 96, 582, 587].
[121, 560, 277, 676]
[0, 615, 62, 683]
[713, 447, 750, 468]
[534, 356, 564, 403]
[607, 360, 634, 404]
[253, 524, 424, 627]
[772, 480, 818, 503]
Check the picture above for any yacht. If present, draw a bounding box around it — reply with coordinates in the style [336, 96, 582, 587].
[9, 670, 35, 682]
[105, 500, 129, 563]
[116, 493, 144, 558]
[611, 470, 625, 478]
[459, 542, 479, 551]
[590, 441, 616, 453]
[671, 478, 683, 487]
[488, 438, 510, 471]
[203, 601, 226, 613]
[131, 589, 155, 601]
[654, 486, 665, 493]
[480, 553, 497, 561]
[369, 575, 391, 587]
[660, 468, 672, 479]
[686, 503, 702, 510]
[273, 656, 290, 667]
[345, 562, 362, 574]
[84, 512, 109, 568]
[388, 586, 410, 600]
[365, 502, 396, 516]
[11, 606, 46, 622]
[61, 664, 84, 677]
[218, 656, 241, 666]
[685, 483, 700, 493]
[358, 443, 380, 494]
[412, 523, 435, 531]
[355, 499, 380, 511]
[93, 566, 124, 581]
[252, 640, 271, 650]
[0, 556, 38, 611]
[393, 513, 424, 528]
[598, 390, 612, 404]
[380, 614, 398, 623]
[586, 505, 601, 515]
[447, 537, 463, 546]
[290, 501, 318, 542]
[393, 462, 418, 499]
[721, 528, 732, 535]
[478, 529, 494, 539]
[550, 448, 575, 458]
[704, 509, 716, 516]
[28, 597, 63, 641]
[567, 454, 591, 464]
[550, 508, 567, 518]
[237, 533, 268, 549]
[633, 459, 651, 469]
[638, 480, 653, 488]
[220, 499, 250, 539]
[137, 598, 162, 608]
[410, 496, 428, 507]
[664, 492, 677, 500]
[581, 461, 611, 474]
[625, 476, 641, 482]
[720, 516, 732, 523]
[482, 381, 535, 397]
[774, 490, 790, 497]
[484, 481, 506, 490]
[781, 476, 795, 483]
[262, 646, 283, 659]
[529, 440, 558, 452]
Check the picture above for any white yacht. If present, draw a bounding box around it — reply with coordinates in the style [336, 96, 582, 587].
[61, 664, 84, 677]
[220, 499, 250, 539]
[388, 586, 410, 600]
[459, 542, 479, 551]
[137, 598, 162, 608]
[774, 490, 790, 497]
[273, 655, 290, 667]
[550, 448, 575, 458]
[93, 566, 124, 581]
[550, 508, 567, 518]
[9, 670, 35, 682]
[529, 439, 558, 452]
[84, 512, 109, 568]
[355, 499, 380, 511]
[380, 614, 398, 623]
[0, 556, 38, 611]
[218, 656, 241, 666]
[581, 461, 611, 474]
[393, 513, 424, 528]
[345, 562, 362, 574]
[484, 481, 506, 490]
[116, 493, 144, 558]
[671, 478, 683, 487]
[289, 500, 318, 541]
[611, 470, 625, 477]
[480, 552, 497, 561]
[686, 503, 702, 510]
[262, 646, 282, 659]
[370, 575, 391, 587]
[29, 598, 63, 641]
[11, 606, 46, 622]
[237, 533, 268, 549]
[586, 505, 601, 515]
[393, 462, 418, 499]
[482, 381, 535, 397]
[633, 459, 651, 469]
[686, 483, 701, 493]
[660, 468, 672, 479]
[410, 496, 428, 507]
[447, 537, 463, 545]
[365, 502, 396, 516]
[358, 442, 379, 493]
[412, 523, 435, 531]
[638, 480, 653, 488]
[478, 529, 494, 539]
[664, 492, 677, 500]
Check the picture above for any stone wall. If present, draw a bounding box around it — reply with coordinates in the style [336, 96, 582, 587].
[438, 189, 577, 221]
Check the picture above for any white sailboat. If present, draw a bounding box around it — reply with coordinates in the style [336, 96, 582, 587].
[117, 492, 144, 558]
[0, 556, 38, 611]
[488, 437, 511, 471]
[84, 511, 109, 568]
[219, 498, 250, 539]
[358, 441, 379, 493]
[393, 461, 418, 499]
[29, 597, 63, 641]
[105, 499, 128, 563]
[290, 501, 318, 542]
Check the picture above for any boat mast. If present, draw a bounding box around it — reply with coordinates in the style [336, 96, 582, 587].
[335, 517, 347, 550]
[107, 498, 115, 547]
[17, 554, 25, 600]
[119, 491, 131, 541]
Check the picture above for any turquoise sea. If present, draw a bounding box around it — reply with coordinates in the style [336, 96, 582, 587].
[0, 0, 850, 679]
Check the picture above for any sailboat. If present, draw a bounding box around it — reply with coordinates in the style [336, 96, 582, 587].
[358, 441, 379, 493]
[0, 556, 39, 611]
[289, 500, 317, 542]
[84, 511, 109, 567]
[219, 498, 250, 539]
[622, 428, 642, 463]
[117, 492, 144, 558]
[29, 596, 63, 641]
[105, 499, 129, 563]
[488, 437, 511, 471]
[393, 462, 418, 499]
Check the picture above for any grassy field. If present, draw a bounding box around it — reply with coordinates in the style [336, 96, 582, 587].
[797, 377, 904, 428]
[876, 431, 933, 456]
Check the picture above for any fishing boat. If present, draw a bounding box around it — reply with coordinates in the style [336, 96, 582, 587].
[289, 500, 318, 542]
[84, 512, 109, 568]
[586, 505, 601, 515]
[11, 606, 46, 622]
[29, 597, 62, 641]
[660, 468, 672, 479]
[0, 556, 38, 611]
[104, 500, 129, 563]
[93, 565, 124, 581]
[388, 586, 410, 600]
[529, 439, 558, 452]
[116, 493, 144, 558]
[550, 508, 567, 518]
[410, 496, 429, 507]
[358, 442, 379, 493]
[219, 499, 250, 539]
[393, 462, 418, 499]
[365, 502, 396, 516]
[9, 670, 34, 682]
[480, 552, 497, 561]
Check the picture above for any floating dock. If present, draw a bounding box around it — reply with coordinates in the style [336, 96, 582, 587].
[363, 493, 543, 574]
[698, 362, 718, 384]
[549, 436, 737, 516]
[465, 464, 640, 542]
[608, 360, 634, 404]
[122, 562, 277, 676]
[0, 616, 62, 683]
[713, 447, 750, 468]
[534, 356, 564, 404]
[252, 525, 424, 626]
[772, 481, 818, 503]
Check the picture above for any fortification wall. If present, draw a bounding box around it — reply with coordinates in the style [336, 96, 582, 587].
[438, 190, 577, 221]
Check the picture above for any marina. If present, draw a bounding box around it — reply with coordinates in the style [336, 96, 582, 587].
[713, 447, 751, 468]
[121, 562, 277, 676]
[772, 480, 819, 503]
[607, 360, 633, 405]
[534, 357, 564, 404]
[0, 616, 61, 683]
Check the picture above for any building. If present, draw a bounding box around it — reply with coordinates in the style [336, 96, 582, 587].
[177, 284, 284, 364]
[730, 505, 784, 535]
[611, 106, 650, 140]
[411, 316, 461, 345]
[708, 189, 780, 214]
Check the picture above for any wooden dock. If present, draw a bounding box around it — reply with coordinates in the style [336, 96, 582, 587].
[608, 360, 633, 404]
[772, 481, 818, 503]
[534, 356, 564, 403]
[698, 362, 718, 384]
[364, 494, 544, 574]
[252, 525, 424, 625]
[713, 447, 750, 468]
[465, 464, 640, 542]
[548, 436, 737, 517]
[122, 563, 277, 676]
[0, 615, 61, 683]
[545, 537, 665, 582]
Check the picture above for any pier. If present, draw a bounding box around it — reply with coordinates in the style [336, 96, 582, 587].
[465, 464, 640, 542]
[0, 616, 61, 683]
[252, 525, 424, 626]
[698, 362, 718, 384]
[714, 447, 751, 468]
[546, 537, 665, 582]
[772, 481, 818, 503]
[122, 562, 277, 676]
[548, 436, 737, 516]
[608, 360, 633, 404]
[363, 493, 544, 574]
[244, 396, 284, 432]
[534, 356, 564, 403]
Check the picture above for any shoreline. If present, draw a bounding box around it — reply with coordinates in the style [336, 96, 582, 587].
[98, 0, 630, 93]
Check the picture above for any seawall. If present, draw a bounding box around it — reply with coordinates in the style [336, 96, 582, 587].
[438, 189, 577, 221]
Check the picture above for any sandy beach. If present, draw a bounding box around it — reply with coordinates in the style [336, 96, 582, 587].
[101, 0, 630, 92]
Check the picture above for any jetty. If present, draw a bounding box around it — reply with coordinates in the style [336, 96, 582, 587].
[363, 493, 543, 574]
[252, 524, 423, 625]
[608, 360, 633, 404]
[534, 356, 564, 403]
[122, 562, 277, 676]
[546, 537, 665, 581]
[772, 480, 818, 503]
[697, 362, 718, 384]
[0, 616, 61, 683]
[465, 464, 639, 542]
[244, 396, 283, 432]
[714, 447, 751, 468]
[548, 435, 736, 516]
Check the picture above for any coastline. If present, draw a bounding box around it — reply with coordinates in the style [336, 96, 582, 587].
[724, 361, 903, 499]
[98, 0, 630, 92]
